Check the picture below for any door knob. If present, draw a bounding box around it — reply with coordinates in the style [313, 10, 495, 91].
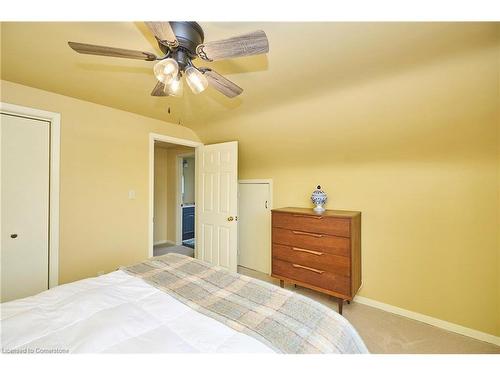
[10, 234, 18, 239]
[227, 216, 234, 221]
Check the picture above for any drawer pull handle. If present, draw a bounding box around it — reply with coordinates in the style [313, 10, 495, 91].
[292, 247, 324, 256]
[292, 264, 324, 274]
[292, 230, 323, 238]
[292, 214, 323, 220]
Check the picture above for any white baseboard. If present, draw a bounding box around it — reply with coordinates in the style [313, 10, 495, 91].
[353, 295, 500, 347]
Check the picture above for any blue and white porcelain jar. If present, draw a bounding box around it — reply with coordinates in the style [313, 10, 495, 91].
[311, 185, 327, 212]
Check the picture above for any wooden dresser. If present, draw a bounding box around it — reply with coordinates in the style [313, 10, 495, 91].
[271, 207, 361, 314]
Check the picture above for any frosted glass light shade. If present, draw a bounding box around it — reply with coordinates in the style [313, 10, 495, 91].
[164, 74, 183, 97]
[185, 66, 208, 94]
[153, 58, 179, 84]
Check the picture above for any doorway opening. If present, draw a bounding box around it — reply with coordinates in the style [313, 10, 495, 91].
[149, 135, 239, 272]
[153, 140, 196, 258]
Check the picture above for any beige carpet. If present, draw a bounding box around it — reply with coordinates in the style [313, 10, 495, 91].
[238, 266, 500, 354]
[153, 243, 194, 258]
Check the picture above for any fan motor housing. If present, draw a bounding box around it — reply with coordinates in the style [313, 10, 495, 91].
[168, 22, 204, 56]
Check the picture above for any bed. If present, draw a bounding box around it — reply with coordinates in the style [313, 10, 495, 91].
[1, 253, 368, 353]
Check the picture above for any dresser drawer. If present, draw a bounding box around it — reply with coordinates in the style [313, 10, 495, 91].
[272, 227, 350, 257]
[272, 244, 350, 277]
[272, 258, 350, 296]
[272, 211, 350, 237]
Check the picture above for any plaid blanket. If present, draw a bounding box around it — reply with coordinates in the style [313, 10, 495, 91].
[121, 253, 368, 354]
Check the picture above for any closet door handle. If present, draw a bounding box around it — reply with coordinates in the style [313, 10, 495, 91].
[10, 234, 18, 239]
[292, 264, 324, 274]
[292, 214, 322, 220]
[292, 230, 323, 238]
[292, 247, 324, 256]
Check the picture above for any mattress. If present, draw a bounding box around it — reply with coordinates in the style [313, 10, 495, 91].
[1, 270, 273, 353]
[1, 259, 368, 353]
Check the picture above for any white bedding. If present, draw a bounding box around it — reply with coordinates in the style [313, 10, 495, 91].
[1, 270, 274, 353]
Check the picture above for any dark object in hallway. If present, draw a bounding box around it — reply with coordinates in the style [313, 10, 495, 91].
[182, 206, 195, 240]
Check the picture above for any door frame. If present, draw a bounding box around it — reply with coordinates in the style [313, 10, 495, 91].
[176, 152, 195, 246]
[237, 179, 273, 274]
[148, 133, 202, 257]
[0, 102, 60, 288]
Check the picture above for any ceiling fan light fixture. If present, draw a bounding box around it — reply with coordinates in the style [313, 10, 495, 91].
[164, 74, 183, 97]
[185, 66, 208, 94]
[69, 22, 270, 100]
[153, 58, 179, 84]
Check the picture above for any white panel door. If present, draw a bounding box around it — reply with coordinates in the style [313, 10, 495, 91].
[1, 113, 50, 302]
[238, 183, 271, 274]
[196, 141, 238, 272]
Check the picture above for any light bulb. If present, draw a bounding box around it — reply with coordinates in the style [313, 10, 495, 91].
[185, 66, 208, 94]
[163, 74, 183, 97]
[153, 58, 179, 84]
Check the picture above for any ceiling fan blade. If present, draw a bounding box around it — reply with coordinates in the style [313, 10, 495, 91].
[144, 22, 179, 48]
[200, 68, 243, 98]
[151, 81, 167, 96]
[196, 30, 269, 62]
[68, 41, 157, 61]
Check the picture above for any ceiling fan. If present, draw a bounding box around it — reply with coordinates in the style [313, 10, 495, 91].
[68, 22, 269, 98]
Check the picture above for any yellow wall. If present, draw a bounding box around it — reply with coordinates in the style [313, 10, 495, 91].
[195, 46, 500, 336]
[498, 52, 500, 330]
[183, 156, 196, 205]
[153, 147, 168, 244]
[0, 80, 200, 284]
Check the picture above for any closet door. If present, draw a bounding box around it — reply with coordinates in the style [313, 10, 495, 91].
[1, 113, 50, 302]
[238, 182, 271, 274]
